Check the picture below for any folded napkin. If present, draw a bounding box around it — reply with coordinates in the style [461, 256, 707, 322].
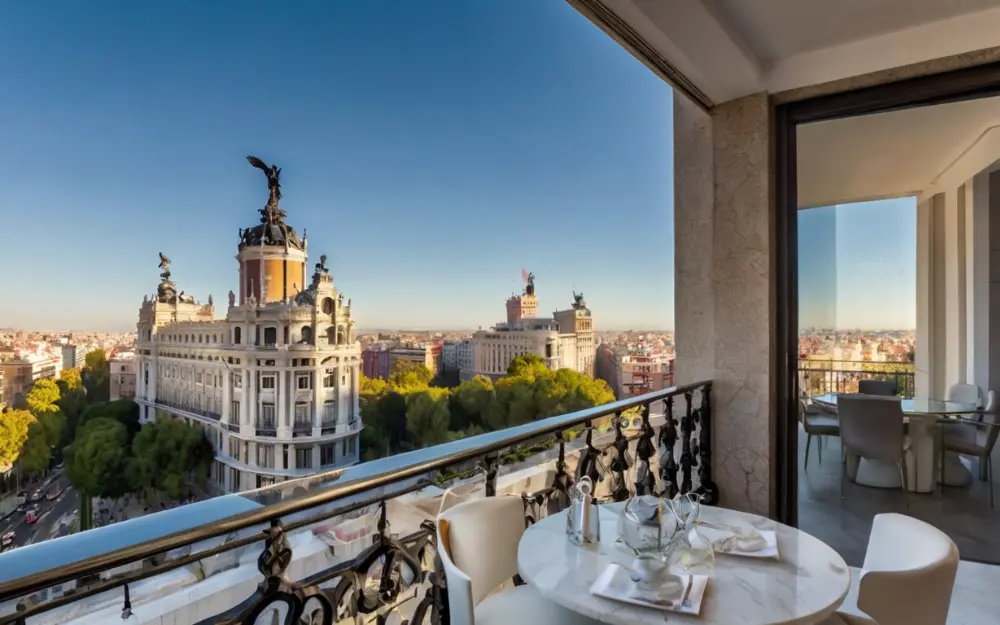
[590, 564, 709, 615]
[696, 522, 779, 558]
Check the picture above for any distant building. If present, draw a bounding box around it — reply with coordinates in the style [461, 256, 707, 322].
[470, 274, 591, 381]
[553, 292, 595, 377]
[389, 344, 441, 375]
[442, 339, 475, 377]
[61, 344, 90, 371]
[0, 352, 61, 403]
[594, 344, 626, 399]
[621, 353, 675, 396]
[0, 370, 5, 408]
[109, 352, 137, 400]
[362, 347, 391, 380]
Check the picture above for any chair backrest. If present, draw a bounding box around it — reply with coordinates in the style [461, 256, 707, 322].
[436, 495, 526, 618]
[982, 390, 1000, 453]
[858, 379, 897, 396]
[837, 394, 905, 460]
[857, 513, 959, 625]
[947, 383, 982, 407]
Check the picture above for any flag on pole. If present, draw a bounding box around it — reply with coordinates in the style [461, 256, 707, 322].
[521, 268, 529, 284]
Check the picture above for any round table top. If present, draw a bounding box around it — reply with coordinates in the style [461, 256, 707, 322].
[812, 393, 978, 416]
[517, 502, 851, 625]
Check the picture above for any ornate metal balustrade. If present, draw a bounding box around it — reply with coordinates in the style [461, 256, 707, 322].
[0, 381, 713, 625]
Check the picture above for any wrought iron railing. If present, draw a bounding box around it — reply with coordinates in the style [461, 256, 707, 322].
[798, 359, 916, 398]
[293, 421, 313, 437]
[0, 381, 714, 625]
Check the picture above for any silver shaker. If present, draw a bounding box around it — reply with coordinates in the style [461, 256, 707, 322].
[567, 476, 600, 545]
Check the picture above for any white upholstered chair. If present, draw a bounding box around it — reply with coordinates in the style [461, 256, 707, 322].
[821, 513, 959, 625]
[436, 495, 600, 625]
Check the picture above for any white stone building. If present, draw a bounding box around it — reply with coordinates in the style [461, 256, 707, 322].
[109, 352, 136, 400]
[134, 168, 362, 493]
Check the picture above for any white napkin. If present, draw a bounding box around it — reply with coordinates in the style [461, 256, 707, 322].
[590, 564, 709, 615]
[697, 523, 779, 558]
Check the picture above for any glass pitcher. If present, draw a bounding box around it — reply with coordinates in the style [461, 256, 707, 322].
[617, 494, 681, 557]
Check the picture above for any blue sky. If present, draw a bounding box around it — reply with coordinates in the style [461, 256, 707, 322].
[0, 1, 913, 333]
[799, 197, 917, 330]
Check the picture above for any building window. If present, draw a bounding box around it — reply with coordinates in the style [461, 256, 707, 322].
[228, 437, 239, 458]
[264, 327, 277, 346]
[323, 400, 336, 422]
[322, 298, 334, 314]
[301, 326, 312, 344]
[327, 327, 336, 345]
[231, 400, 240, 422]
[323, 370, 335, 388]
[342, 437, 349, 457]
[233, 373, 242, 388]
[296, 447, 313, 469]
[234, 327, 242, 344]
[198, 335, 203, 343]
[257, 443, 274, 468]
[196, 372, 203, 384]
[230, 467, 240, 490]
[260, 403, 276, 427]
[320, 443, 335, 466]
[261, 376, 275, 390]
[294, 402, 310, 422]
[297, 374, 311, 390]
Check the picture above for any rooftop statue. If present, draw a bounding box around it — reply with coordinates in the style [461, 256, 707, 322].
[246, 155, 282, 206]
[158, 252, 171, 281]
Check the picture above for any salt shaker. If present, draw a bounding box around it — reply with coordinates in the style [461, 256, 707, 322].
[566, 476, 600, 545]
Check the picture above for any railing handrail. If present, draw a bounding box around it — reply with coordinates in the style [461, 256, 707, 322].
[0, 381, 711, 602]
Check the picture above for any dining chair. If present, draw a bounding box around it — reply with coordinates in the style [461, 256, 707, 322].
[436, 495, 600, 625]
[837, 394, 909, 497]
[858, 379, 897, 396]
[941, 389, 999, 507]
[820, 513, 959, 625]
[946, 382, 982, 407]
[799, 397, 839, 469]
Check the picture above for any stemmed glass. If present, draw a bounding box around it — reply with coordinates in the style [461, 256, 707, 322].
[667, 492, 715, 575]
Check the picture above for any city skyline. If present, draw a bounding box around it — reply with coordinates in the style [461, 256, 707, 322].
[1, 1, 915, 333]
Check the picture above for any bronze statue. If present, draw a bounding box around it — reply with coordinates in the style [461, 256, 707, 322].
[228, 290, 236, 307]
[158, 252, 171, 281]
[247, 156, 282, 205]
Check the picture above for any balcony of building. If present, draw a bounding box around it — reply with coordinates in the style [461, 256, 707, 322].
[7, 1, 1000, 623]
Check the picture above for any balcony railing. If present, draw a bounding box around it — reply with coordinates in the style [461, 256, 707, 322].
[320, 420, 337, 435]
[255, 421, 277, 437]
[0, 381, 714, 625]
[798, 359, 916, 398]
[224, 420, 240, 433]
[153, 399, 221, 421]
[292, 421, 312, 437]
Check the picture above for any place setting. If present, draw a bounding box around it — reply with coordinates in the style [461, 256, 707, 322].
[565, 478, 780, 617]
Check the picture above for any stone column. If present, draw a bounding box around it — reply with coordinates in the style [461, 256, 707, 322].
[944, 185, 968, 387]
[673, 91, 773, 516]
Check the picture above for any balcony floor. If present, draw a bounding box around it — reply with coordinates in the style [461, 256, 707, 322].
[797, 425, 1000, 566]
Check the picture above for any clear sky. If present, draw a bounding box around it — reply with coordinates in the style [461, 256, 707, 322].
[799, 197, 917, 330]
[0, 2, 915, 334]
[0, 0, 676, 332]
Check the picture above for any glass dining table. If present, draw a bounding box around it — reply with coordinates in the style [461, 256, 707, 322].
[811, 393, 979, 492]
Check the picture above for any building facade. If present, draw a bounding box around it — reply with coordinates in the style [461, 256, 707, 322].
[61, 344, 90, 371]
[133, 161, 363, 493]
[0, 353, 61, 406]
[110, 352, 137, 401]
[471, 275, 594, 381]
[553, 292, 595, 377]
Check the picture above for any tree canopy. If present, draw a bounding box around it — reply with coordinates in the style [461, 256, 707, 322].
[130, 417, 214, 499]
[83, 350, 111, 403]
[65, 417, 132, 499]
[0, 409, 33, 468]
[359, 354, 616, 459]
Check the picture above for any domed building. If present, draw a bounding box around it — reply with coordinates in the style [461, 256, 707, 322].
[133, 157, 362, 493]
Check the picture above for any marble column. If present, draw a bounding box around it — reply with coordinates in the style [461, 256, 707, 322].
[674, 91, 773, 516]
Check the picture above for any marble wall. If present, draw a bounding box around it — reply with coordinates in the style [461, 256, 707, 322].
[674, 91, 773, 516]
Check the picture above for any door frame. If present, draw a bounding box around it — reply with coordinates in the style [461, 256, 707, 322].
[773, 61, 1000, 527]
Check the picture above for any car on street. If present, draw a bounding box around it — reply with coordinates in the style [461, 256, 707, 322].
[46, 488, 62, 501]
[28, 490, 44, 503]
[25, 507, 40, 524]
[1, 531, 13, 547]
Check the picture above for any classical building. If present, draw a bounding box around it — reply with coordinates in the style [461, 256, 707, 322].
[469, 274, 590, 381]
[61, 344, 90, 371]
[109, 352, 137, 401]
[553, 292, 594, 377]
[133, 156, 362, 493]
[0, 352, 61, 406]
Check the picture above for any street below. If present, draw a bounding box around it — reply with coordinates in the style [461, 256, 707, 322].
[0, 472, 77, 552]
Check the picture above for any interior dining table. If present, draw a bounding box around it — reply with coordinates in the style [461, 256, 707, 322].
[811, 393, 979, 491]
[517, 501, 851, 625]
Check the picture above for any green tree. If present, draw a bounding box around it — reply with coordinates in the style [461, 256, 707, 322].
[405, 388, 451, 448]
[83, 350, 111, 403]
[57, 368, 87, 445]
[78, 400, 141, 443]
[25, 379, 61, 415]
[66, 417, 132, 500]
[389, 360, 433, 390]
[130, 417, 214, 500]
[0, 409, 33, 467]
[449, 376, 494, 431]
[20, 422, 52, 474]
[59, 368, 84, 392]
[506, 354, 549, 379]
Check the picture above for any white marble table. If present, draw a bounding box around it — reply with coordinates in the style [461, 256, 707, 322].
[517, 502, 851, 625]
[811, 394, 978, 492]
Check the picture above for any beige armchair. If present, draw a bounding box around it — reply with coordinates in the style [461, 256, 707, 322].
[941, 390, 998, 507]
